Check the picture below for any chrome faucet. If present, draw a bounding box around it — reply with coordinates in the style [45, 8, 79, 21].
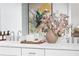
[17, 31, 22, 41]
[10, 31, 15, 41]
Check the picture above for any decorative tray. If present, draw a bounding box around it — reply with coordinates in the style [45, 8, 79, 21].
[20, 40, 46, 44]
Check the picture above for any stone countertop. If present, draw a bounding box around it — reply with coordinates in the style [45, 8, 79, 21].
[0, 41, 79, 51]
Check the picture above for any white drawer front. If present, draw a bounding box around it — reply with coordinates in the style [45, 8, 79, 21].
[45, 49, 79, 56]
[22, 48, 44, 56]
[0, 47, 21, 56]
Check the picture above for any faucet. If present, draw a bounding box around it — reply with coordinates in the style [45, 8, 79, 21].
[10, 31, 15, 41]
[17, 31, 22, 41]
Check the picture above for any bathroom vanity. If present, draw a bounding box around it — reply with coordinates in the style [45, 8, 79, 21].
[0, 41, 79, 56]
[0, 3, 79, 56]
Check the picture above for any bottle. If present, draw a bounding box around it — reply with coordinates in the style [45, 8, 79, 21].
[6, 31, 10, 41]
[2, 31, 6, 40]
[7, 31, 10, 36]
[0, 31, 2, 41]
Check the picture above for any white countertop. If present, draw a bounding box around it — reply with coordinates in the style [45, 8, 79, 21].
[0, 41, 79, 51]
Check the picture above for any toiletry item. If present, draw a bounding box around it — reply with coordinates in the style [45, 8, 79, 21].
[0, 31, 2, 41]
[6, 31, 11, 41]
[2, 31, 6, 40]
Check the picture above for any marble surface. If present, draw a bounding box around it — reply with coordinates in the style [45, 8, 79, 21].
[0, 41, 79, 50]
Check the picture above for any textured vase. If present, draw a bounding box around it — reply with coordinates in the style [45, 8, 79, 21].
[46, 29, 58, 43]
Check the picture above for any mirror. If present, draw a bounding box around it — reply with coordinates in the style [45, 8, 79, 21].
[0, 3, 29, 36]
[0, 3, 70, 43]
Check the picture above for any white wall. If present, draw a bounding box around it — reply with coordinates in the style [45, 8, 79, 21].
[0, 3, 22, 35]
[71, 3, 79, 28]
[53, 3, 68, 15]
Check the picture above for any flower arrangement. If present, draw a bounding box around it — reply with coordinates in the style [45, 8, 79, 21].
[28, 9, 69, 43]
[35, 9, 69, 37]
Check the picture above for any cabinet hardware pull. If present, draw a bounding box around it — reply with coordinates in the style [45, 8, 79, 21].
[29, 52, 36, 55]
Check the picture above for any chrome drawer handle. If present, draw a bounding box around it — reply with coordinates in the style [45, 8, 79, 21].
[29, 52, 36, 55]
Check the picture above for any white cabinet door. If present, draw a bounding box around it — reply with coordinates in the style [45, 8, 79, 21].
[22, 48, 44, 56]
[45, 49, 79, 56]
[0, 47, 21, 56]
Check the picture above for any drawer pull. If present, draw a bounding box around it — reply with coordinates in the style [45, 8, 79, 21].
[29, 52, 36, 55]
